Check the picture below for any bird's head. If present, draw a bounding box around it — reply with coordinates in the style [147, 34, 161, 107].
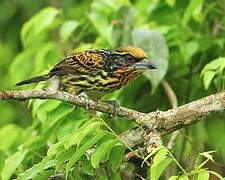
[108, 46, 156, 73]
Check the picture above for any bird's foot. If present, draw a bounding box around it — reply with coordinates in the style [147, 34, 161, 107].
[101, 100, 120, 117]
[77, 92, 90, 111]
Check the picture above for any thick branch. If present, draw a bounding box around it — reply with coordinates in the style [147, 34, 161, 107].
[0, 89, 225, 148]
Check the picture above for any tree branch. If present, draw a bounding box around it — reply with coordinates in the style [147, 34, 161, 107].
[0, 89, 225, 148]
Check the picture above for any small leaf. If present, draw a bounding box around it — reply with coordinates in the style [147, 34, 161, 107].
[2, 149, 28, 180]
[65, 121, 103, 149]
[199, 150, 216, 162]
[56, 147, 75, 170]
[142, 145, 164, 167]
[60, 20, 79, 42]
[197, 169, 209, 180]
[168, 176, 178, 180]
[150, 147, 173, 180]
[18, 158, 56, 180]
[180, 41, 199, 63]
[10, 49, 36, 84]
[82, 159, 93, 176]
[178, 175, 189, 180]
[66, 131, 108, 173]
[0, 124, 23, 151]
[165, 0, 176, 7]
[109, 145, 126, 172]
[21, 7, 62, 47]
[91, 139, 117, 168]
[202, 71, 216, 90]
[182, 0, 205, 25]
[0, 150, 6, 174]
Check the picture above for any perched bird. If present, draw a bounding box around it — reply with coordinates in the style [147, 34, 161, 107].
[16, 46, 156, 100]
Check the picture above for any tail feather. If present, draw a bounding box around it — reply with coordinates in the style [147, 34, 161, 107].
[15, 75, 50, 86]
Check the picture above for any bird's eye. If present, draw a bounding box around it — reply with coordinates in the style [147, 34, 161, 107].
[126, 54, 134, 61]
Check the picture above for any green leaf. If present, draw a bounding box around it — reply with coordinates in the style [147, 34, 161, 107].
[112, 173, 122, 180]
[56, 147, 75, 170]
[196, 170, 210, 180]
[2, 149, 28, 180]
[18, 158, 56, 180]
[60, 20, 79, 42]
[88, 12, 113, 46]
[168, 176, 178, 180]
[21, 7, 62, 47]
[91, 139, 117, 168]
[201, 57, 225, 89]
[33, 42, 62, 73]
[82, 159, 93, 176]
[109, 145, 126, 172]
[199, 150, 216, 162]
[10, 48, 36, 84]
[202, 71, 216, 90]
[142, 145, 164, 167]
[180, 41, 199, 63]
[165, 0, 176, 7]
[47, 141, 65, 157]
[0, 150, 6, 174]
[150, 147, 173, 180]
[193, 2, 204, 23]
[65, 121, 103, 149]
[178, 175, 189, 180]
[132, 28, 169, 91]
[0, 124, 23, 151]
[182, 0, 205, 25]
[66, 131, 108, 173]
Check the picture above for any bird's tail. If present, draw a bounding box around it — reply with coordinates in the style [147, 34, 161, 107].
[15, 74, 51, 86]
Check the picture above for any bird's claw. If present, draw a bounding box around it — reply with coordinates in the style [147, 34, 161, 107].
[77, 92, 90, 111]
[102, 100, 120, 117]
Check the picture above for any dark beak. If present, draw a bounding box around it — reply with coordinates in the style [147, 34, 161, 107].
[133, 59, 157, 69]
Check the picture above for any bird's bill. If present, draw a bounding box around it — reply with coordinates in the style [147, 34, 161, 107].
[133, 59, 157, 69]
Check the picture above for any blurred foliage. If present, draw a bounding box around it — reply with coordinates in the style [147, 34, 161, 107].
[0, 0, 225, 179]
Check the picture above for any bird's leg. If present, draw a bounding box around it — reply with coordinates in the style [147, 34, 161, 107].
[77, 92, 90, 112]
[101, 100, 120, 116]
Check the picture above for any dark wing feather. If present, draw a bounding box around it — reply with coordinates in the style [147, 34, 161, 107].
[49, 50, 104, 76]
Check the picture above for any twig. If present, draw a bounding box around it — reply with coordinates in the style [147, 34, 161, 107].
[161, 79, 178, 108]
[161, 79, 179, 149]
[161, 79, 179, 178]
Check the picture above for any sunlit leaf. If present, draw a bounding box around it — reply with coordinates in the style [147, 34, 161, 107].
[91, 139, 117, 168]
[109, 145, 126, 172]
[202, 71, 216, 90]
[0, 124, 23, 151]
[18, 158, 56, 180]
[132, 28, 169, 91]
[196, 169, 209, 180]
[21, 7, 63, 47]
[165, 0, 176, 7]
[2, 149, 28, 180]
[66, 131, 108, 173]
[182, 0, 205, 25]
[150, 147, 173, 180]
[199, 150, 216, 162]
[60, 20, 79, 42]
[65, 121, 103, 149]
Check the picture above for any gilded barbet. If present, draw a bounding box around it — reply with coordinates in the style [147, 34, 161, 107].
[16, 46, 156, 100]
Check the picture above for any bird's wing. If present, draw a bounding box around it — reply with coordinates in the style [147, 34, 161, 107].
[49, 50, 104, 76]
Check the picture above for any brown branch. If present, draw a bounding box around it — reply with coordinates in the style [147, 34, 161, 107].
[0, 89, 225, 148]
[0, 89, 145, 120]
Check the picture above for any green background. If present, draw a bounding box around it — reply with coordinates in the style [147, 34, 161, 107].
[0, 0, 225, 179]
